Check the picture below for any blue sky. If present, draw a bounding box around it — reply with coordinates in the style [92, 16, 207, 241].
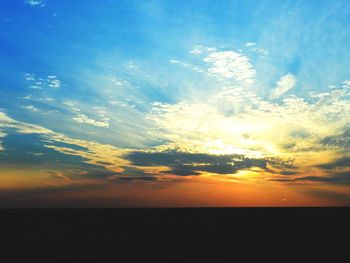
[0, 0, 350, 207]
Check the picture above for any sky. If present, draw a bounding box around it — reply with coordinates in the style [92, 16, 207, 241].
[0, 0, 350, 207]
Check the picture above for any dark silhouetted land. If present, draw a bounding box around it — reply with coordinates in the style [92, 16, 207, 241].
[1, 208, 349, 262]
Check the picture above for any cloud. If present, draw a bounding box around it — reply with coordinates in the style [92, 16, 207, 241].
[321, 128, 350, 150]
[24, 73, 35, 81]
[21, 95, 33, 100]
[343, 80, 350, 88]
[114, 176, 157, 182]
[204, 51, 255, 84]
[190, 47, 203, 55]
[62, 100, 81, 112]
[48, 78, 61, 88]
[62, 100, 75, 107]
[126, 61, 136, 69]
[24, 73, 61, 89]
[2, 65, 350, 182]
[23, 105, 39, 112]
[108, 166, 157, 182]
[126, 150, 269, 176]
[270, 74, 296, 99]
[169, 59, 205, 73]
[0, 111, 52, 152]
[148, 81, 350, 177]
[25, 0, 45, 7]
[47, 76, 61, 89]
[189, 45, 216, 55]
[0, 110, 132, 177]
[73, 114, 110, 128]
[0, 130, 6, 151]
[0, 111, 52, 134]
[245, 42, 256, 47]
[251, 47, 268, 55]
[271, 173, 350, 184]
[316, 157, 350, 170]
[170, 59, 180, 64]
[280, 170, 299, 175]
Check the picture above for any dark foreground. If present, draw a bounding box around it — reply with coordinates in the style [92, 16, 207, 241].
[1, 208, 349, 262]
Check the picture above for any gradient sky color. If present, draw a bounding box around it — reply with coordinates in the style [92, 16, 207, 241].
[1, 0, 350, 207]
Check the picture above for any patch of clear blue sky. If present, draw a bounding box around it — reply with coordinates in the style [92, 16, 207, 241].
[1, 0, 350, 146]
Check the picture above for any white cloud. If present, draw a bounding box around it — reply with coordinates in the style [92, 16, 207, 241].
[169, 59, 205, 73]
[189, 45, 217, 55]
[109, 101, 118, 105]
[110, 77, 126, 86]
[24, 73, 35, 81]
[244, 43, 268, 55]
[62, 101, 75, 107]
[245, 42, 256, 47]
[62, 100, 81, 112]
[252, 47, 269, 55]
[189, 47, 203, 55]
[126, 61, 136, 69]
[270, 74, 296, 99]
[204, 51, 256, 85]
[24, 105, 39, 112]
[24, 73, 61, 89]
[48, 78, 61, 88]
[191, 66, 205, 73]
[25, 0, 45, 7]
[73, 114, 110, 128]
[92, 106, 109, 119]
[342, 80, 350, 87]
[147, 83, 350, 165]
[170, 59, 180, 64]
[0, 130, 6, 151]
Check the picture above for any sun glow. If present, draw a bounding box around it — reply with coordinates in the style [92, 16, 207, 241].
[205, 139, 264, 158]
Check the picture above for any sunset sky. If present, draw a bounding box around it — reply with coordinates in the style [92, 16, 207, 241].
[1, 0, 350, 207]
